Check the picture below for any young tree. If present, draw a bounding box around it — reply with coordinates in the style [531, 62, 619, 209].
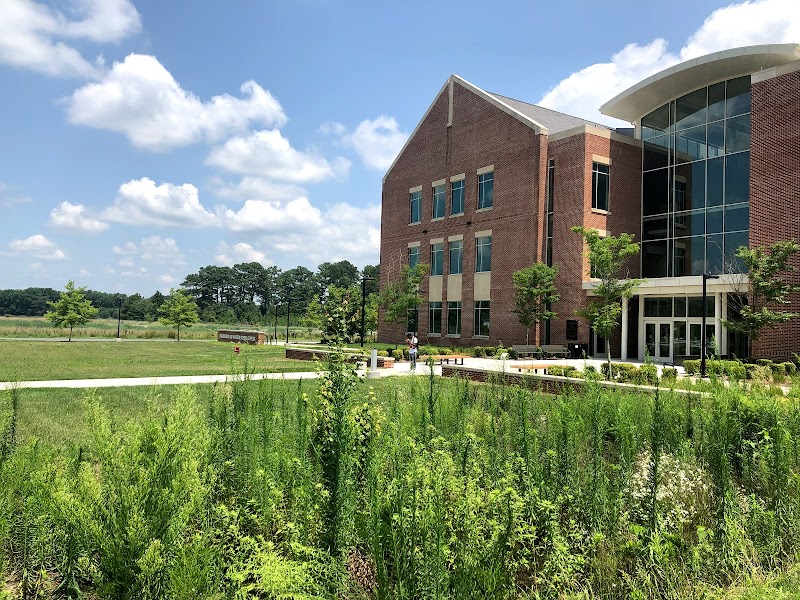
[158, 289, 199, 341]
[724, 240, 800, 357]
[512, 263, 560, 344]
[45, 280, 99, 341]
[378, 263, 429, 332]
[572, 227, 643, 378]
[304, 286, 363, 344]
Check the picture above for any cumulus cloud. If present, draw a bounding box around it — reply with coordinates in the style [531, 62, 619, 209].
[208, 176, 306, 204]
[49, 200, 109, 232]
[219, 196, 323, 233]
[8, 234, 66, 260]
[103, 177, 216, 228]
[215, 241, 270, 266]
[0, 0, 140, 78]
[140, 236, 184, 264]
[65, 54, 287, 151]
[329, 116, 409, 170]
[539, 0, 800, 124]
[113, 241, 137, 255]
[207, 130, 350, 182]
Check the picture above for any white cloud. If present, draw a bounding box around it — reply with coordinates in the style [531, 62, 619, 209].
[65, 54, 287, 151]
[103, 177, 216, 228]
[0, 0, 140, 78]
[157, 274, 176, 285]
[8, 234, 66, 260]
[215, 241, 271, 266]
[219, 196, 323, 233]
[49, 200, 109, 232]
[139, 236, 184, 264]
[208, 176, 306, 203]
[332, 116, 409, 170]
[113, 241, 137, 255]
[118, 256, 135, 267]
[539, 0, 800, 125]
[207, 130, 350, 182]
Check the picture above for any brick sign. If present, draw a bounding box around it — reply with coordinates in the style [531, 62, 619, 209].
[217, 330, 266, 345]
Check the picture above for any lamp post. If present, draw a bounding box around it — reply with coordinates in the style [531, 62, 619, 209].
[116, 295, 122, 339]
[360, 275, 376, 347]
[701, 272, 720, 378]
[285, 298, 291, 344]
[273, 302, 281, 344]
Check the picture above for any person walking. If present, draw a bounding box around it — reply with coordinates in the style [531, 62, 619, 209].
[406, 332, 418, 370]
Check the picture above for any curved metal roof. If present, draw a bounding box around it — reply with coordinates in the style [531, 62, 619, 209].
[600, 44, 800, 123]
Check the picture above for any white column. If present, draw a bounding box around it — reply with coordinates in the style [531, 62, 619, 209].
[621, 296, 629, 361]
[714, 292, 722, 357]
[638, 295, 645, 361]
[720, 292, 728, 356]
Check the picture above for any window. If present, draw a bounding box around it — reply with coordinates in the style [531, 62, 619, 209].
[474, 301, 490, 337]
[410, 190, 421, 224]
[432, 184, 445, 219]
[429, 302, 442, 335]
[447, 301, 461, 335]
[545, 159, 555, 266]
[475, 235, 492, 272]
[408, 246, 420, 269]
[478, 171, 494, 209]
[451, 179, 465, 215]
[592, 162, 609, 211]
[449, 240, 463, 275]
[430, 242, 443, 276]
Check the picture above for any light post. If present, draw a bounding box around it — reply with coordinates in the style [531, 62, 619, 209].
[360, 275, 376, 347]
[701, 272, 720, 378]
[273, 302, 281, 344]
[116, 295, 122, 339]
[285, 297, 291, 344]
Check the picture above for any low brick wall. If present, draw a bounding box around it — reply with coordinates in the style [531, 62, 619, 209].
[218, 330, 266, 345]
[286, 346, 395, 368]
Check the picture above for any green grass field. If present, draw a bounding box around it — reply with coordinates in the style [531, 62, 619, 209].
[0, 340, 315, 381]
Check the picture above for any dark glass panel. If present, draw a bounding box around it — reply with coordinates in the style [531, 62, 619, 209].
[644, 139, 669, 170]
[725, 204, 749, 232]
[724, 151, 749, 205]
[642, 240, 669, 278]
[643, 169, 669, 216]
[707, 156, 724, 207]
[643, 216, 669, 241]
[707, 207, 723, 234]
[708, 82, 725, 121]
[688, 296, 714, 318]
[642, 103, 671, 139]
[674, 161, 705, 210]
[673, 236, 706, 276]
[675, 125, 706, 163]
[725, 114, 750, 154]
[675, 297, 687, 317]
[673, 210, 705, 238]
[706, 234, 724, 275]
[707, 120, 724, 158]
[658, 298, 673, 317]
[644, 298, 658, 317]
[675, 88, 707, 130]
[725, 231, 748, 273]
[726, 76, 751, 117]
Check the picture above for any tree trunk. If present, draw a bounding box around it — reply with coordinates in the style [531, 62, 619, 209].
[607, 345, 612, 381]
[69, 325, 73, 342]
[177, 326, 181, 342]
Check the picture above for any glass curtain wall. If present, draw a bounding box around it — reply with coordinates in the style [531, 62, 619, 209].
[641, 76, 750, 278]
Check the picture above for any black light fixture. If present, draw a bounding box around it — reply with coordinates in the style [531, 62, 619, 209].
[360, 274, 376, 347]
[116, 295, 122, 339]
[274, 302, 281, 344]
[700, 272, 720, 378]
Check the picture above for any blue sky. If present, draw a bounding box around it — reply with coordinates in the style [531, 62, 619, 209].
[1, 0, 798, 295]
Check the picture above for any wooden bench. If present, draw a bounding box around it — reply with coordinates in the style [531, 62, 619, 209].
[421, 354, 470, 365]
[516, 363, 550, 374]
[511, 345, 542, 358]
[539, 344, 570, 359]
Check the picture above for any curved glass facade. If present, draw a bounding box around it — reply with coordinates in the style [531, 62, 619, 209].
[640, 76, 750, 277]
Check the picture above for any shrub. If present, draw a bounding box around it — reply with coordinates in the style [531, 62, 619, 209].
[756, 359, 773, 368]
[472, 346, 485, 358]
[635, 364, 658, 386]
[783, 361, 797, 376]
[376, 350, 389, 357]
[683, 360, 700, 375]
[745, 363, 759, 379]
[508, 349, 519, 360]
[548, 365, 578, 378]
[440, 347, 453, 356]
[770, 362, 787, 382]
[661, 367, 678, 383]
[391, 349, 404, 361]
[751, 365, 773, 383]
[615, 363, 639, 383]
[483, 346, 496, 357]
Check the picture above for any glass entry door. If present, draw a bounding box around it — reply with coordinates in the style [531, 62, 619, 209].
[645, 322, 672, 361]
[689, 323, 716, 357]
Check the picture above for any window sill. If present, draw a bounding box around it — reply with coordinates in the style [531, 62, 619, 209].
[428, 333, 441, 338]
[591, 208, 610, 215]
[473, 335, 490, 339]
[447, 334, 461, 338]
[431, 217, 444, 222]
[430, 274, 443, 278]
[448, 272, 463, 277]
[476, 206, 493, 213]
[475, 270, 491, 274]
[409, 221, 422, 226]
[449, 212, 465, 218]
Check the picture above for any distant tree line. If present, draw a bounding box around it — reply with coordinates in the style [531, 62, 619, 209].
[0, 260, 379, 326]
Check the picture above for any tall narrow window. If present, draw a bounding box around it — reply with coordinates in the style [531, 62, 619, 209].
[591, 162, 609, 211]
[478, 171, 494, 209]
[430, 242, 443, 276]
[432, 184, 445, 219]
[474, 301, 490, 337]
[451, 179, 465, 215]
[447, 301, 461, 335]
[449, 240, 463, 275]
[408, 246, 420, 269]
[410, 190, 422, 224]
[545, 159, 555, 266]
[429, 302, 442, 334]
[475, 235, 492, 272]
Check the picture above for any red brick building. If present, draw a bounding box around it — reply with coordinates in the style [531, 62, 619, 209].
[380, 44, 800, 360]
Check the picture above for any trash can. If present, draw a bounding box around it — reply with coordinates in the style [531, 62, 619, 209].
[570, 343, 589, 359]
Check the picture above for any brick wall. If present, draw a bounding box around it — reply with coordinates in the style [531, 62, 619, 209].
[379, 80, 542, 347]
[751, 66, 800, 359]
